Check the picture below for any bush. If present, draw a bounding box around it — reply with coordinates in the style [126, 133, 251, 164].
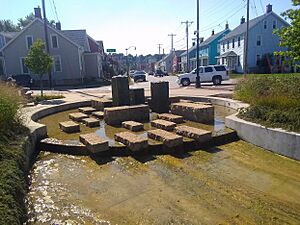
[34, 94, 64, 102]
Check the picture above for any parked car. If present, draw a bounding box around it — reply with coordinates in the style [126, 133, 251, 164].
[176, 65, 229, 86]
[132, 71, 146, 82]
[148, 71, 154, 76]
[8, 74, 33, 87]
[129, 70, 136, 77]
[155, 69, 168, 77]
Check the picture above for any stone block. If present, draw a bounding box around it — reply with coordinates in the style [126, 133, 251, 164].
[150, 81, 169, 113]
[59, 121, 80, 133]
[175, 125, 212, 142]
[69, 112, 89, 122]
[92, 99, 113, 111]
[170, 102, 214, 123]
[148, 129, 183, 148]
[112, 76, 130, 106]
[78, 107, 97, 115]
[115, 131, 148, 151]
[79, 133, 109, 153]
[92, 111, 104, 119]
[151, 119, 176, 131]
[104, 104, 150, 125]
[122, 121, 144, 131]
[157, 113, 184, 123]
[82, 118, 100, 128]
[129, 88, 145, 105]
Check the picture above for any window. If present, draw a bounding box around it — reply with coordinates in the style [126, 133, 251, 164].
[199, 67, 203, 73]
[205, 66, 213, 72]
[264, 20, 267, 29]
[214, 66, 226, 71]
[256, 35, 262, 46]
[232, 38, 235, 48]
[0, 59, 4, 75]
[273, 20, 277, 29]
[20, 58, 29, 74]
[222, 42, 225, 50]
[227, 41, 229, 49]
[26, 35, 33, 49]
[238, 37, 241, 47]
[51, 34, 59, 48]
[203, 59, 208, 66]
[53, 56, 62, 72]
[256, 54, 261, 66]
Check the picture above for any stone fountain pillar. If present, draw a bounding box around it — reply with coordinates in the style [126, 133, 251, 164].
[150, 81, 169, 113]
[112, 76, 130, 106]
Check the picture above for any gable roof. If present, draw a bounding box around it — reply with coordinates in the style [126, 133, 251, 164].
[181, 29, 230, 57]
[220, 11, 289, 41]
[0, 32, 19, 39]
[61, 30, 90, 51]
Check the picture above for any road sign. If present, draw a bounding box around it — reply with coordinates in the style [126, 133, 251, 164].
[106, 49, 116, 53]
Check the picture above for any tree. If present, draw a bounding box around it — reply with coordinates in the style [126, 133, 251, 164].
[17, 13, 35, 30]
[25, 39, 53, 96]
[275, 0, 300, 64]
[0, 20, 18, 32]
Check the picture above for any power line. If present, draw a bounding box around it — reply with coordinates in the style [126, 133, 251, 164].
[52, 0, 59, 21]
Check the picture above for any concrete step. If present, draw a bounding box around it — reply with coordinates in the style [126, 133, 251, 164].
[122, 121, 144, 132]
[151, 119, 176, 131]
[148, 129, 183, 148]
[92, 111, 104, 119]
[59, 121, 80, 133]
[79, 133, 109, 154]
[92, 99, 113, 111]
[78, 107, 97, 115]
[157, 113, 184, 123]
[115, 131, 148, 152]
[175, 125, 212, 143]
[69, 112, 89, 122]
[82, 118, 100, 128]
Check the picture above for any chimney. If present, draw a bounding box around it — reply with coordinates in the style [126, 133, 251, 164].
[34, 7, 42, 19]
[192, 42, 195, 46]
[200, 37, 204, 43]
[225, 22, 229, 30]
[241, 16, 245, 24]
[211, 29, 215, 36]
[56, 22, 61, 30]
[266, 4, 272, 14]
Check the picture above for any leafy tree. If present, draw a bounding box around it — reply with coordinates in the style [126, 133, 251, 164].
[275, 0, 300, 64]
[0, 20, 18, 32]
[17, 13, 35, 30]
[25, 39, 53, 96]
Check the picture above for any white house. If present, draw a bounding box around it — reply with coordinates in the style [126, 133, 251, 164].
[218, 4, 289, 73]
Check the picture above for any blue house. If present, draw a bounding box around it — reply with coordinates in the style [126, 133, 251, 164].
[180, 24, 230, 72]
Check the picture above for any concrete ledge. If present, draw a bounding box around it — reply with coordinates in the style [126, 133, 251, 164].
[226, 114, 300, 160]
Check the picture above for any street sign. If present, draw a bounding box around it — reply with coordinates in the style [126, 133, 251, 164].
[106, 49, 116, 53]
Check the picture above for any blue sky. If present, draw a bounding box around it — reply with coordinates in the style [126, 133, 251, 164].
[1, 0, 295, 55]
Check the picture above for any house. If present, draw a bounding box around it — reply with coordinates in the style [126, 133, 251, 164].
[0, 7, 104, 85]
[156, 50, 185, 73]
[180, 24, 230, 72]
[218, 4, 289, 73]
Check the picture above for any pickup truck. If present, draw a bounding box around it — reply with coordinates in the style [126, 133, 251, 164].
[176, 65, 229, 86]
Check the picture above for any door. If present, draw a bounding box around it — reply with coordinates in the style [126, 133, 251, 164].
[203, 66, 214, 82]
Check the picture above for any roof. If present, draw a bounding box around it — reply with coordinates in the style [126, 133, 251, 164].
[217, 51, 237, 58]
[0, 32, 19, 39]
[220, 11, 289, 41]
[61, 30, 90, 51]
[180, 29, 230, 57]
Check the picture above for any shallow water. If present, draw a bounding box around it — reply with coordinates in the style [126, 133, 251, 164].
[27, 140, 300, 224]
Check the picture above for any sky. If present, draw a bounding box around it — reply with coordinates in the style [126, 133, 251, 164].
[0, 0, 295, 55]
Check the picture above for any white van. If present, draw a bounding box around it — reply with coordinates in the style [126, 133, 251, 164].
[176, 65, 229, 86]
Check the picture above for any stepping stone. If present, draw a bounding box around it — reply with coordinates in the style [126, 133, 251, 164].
[59, 121, 80, 133]
[79, 133, 109, 153]
[69, 112, 89, 122]
[82, 117, 100, 128]
[115, 132, 148, 152]
[78, 107, 97, 115]
[92, 111, 104, 119]
[151, 119, 176, 131]
[92, 99, 113, 111]
[175, 125, 212, 143]
[157, 113, 184, 123]
[148, 129, 183, 148]
[122, 121, 144, 132]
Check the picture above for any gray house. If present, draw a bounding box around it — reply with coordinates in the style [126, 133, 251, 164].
[0, 9, 104, 85]
[218, 4, 289, 73]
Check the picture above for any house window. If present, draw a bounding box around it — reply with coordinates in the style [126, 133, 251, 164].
[256, 54, 261, 66]
[222, 42, 225, 50]
[26, 35, 33, 50]
[238, 37, 241, 47]
[51, 34, 59, 48]
[20, 58, 29, 74]
[273, 20, 277, 29]
[227, 41, 229, 49]
[264, 20, 267, 29]
[0, 59, 4, 75]
[256, 35, 262, 46]
[232, 38, 235, 48]
[53, 56, 62, 72]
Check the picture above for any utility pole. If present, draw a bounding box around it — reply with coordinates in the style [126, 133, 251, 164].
[42, 0, 52, 89]
[168, 33, 176, 52]
[244, 0, 250, 76]
[195, 0, 201, 88]
[181, 20, 193, 72]
[157, 44, 163, 55]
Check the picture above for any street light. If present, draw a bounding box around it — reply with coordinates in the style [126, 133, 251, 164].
[125, 46, 136, 76]
[195, 0, 201, 88]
